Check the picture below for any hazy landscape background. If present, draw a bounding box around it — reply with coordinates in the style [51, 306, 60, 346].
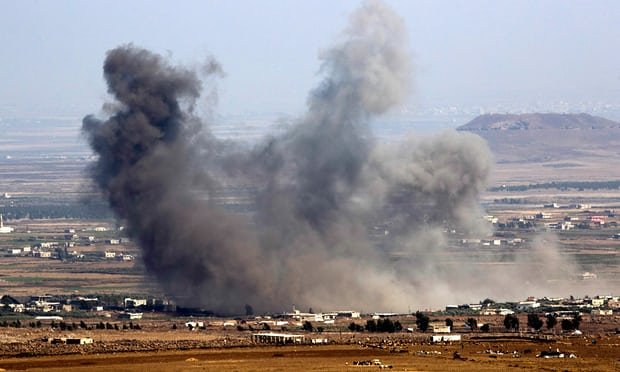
[1, 0, 620, 122]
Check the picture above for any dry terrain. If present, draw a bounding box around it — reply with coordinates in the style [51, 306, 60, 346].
[0, 325, 618, 371]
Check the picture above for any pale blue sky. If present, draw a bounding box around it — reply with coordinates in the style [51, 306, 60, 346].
[1, 0, 619, 117]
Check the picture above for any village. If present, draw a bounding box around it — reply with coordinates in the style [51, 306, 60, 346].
[0, 289, 618, 341]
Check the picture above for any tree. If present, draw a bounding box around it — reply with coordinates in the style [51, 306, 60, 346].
[527, 314, 544, 331]
[394, 320, 403, 332]
[415, 312, 430, 332]
[466, 318, 478, 331]
[302, 321, 313, 332]
[504, 314, 519, 331]
[572, 314, 582, 330]
[546, 314, 557, 330]
[445, 318, 454, 329]
[348, 322, 363, 332]
[365, 319, 377, 332]
[480, 323, 490, 332]
[561, 319, 574, 331]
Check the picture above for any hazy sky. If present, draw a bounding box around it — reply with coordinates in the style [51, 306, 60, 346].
[1, 0, 619, 117]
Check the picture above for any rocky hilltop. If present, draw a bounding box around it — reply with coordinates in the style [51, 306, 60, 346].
[457, 113, 620, 163]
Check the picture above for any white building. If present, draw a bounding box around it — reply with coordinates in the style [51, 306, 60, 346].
[104, 251, 116, 259]
[252, 332, 304, 344]
[582, 272, 597, 280]
[431, 334, 461, 343]
[124, 297, 147, 308]
[497, 308, 515, 316]
[0, 214, 14, 233]
[592, 309, 612, 316]
[118, 312, 143, 320]
[517, 301, 541, 310]
[431, 324, 451, 333]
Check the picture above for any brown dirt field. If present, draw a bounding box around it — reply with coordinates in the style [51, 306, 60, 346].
[0, 339, 619, 372]
[0, 318, 619, 372]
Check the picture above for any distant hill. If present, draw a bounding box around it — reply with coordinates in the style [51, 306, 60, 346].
[457, 113, 620, 163]
[459, 113, 620, 131]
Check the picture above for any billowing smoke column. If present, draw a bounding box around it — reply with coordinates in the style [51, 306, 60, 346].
[83, 0, 571, 313]
[82, 47, 275, 311]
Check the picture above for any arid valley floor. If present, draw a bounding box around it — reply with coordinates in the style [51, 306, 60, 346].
[1, 117, 620, 371]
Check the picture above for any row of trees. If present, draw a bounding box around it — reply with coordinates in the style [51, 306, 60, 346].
[507, 313, 581, 332]
[347, 318, 403, 333]
[348, 313, 582, 334]
[0, 319, 143, 330]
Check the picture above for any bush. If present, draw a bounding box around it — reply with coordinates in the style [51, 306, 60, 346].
[348, 322, 364, 332]
[302, 321, 313, 332]
[466, 318, 478, 331]
[546, 314, 557, 330]
[445, 318, 453, 328]
[365, 319, 377, 332]
[480, 323, 490, 333]
[527, 314, 544, 331]
[415, 312, 430, 332]
[561, 319, 574, 331]
[504, 314, 519, 331]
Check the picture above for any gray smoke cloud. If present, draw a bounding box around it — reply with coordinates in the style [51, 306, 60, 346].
[82, 0, 578, 313]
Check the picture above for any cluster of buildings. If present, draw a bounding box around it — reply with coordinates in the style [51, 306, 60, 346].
[484, 203, 618, 232]
[0, 294, 174, 315]
[446, 295, 620, 317]
[1, 243, 134, 261]
[252, 308, 361, 328]
[0, 295, 102, 313]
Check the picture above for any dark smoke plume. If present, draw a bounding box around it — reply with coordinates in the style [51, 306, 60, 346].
[83, 46, 275, 311]
[83, 0, 578, 313]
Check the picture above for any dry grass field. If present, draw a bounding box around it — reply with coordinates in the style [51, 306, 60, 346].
[0, 336, 618, 371]
[0, 314, 616, 371]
